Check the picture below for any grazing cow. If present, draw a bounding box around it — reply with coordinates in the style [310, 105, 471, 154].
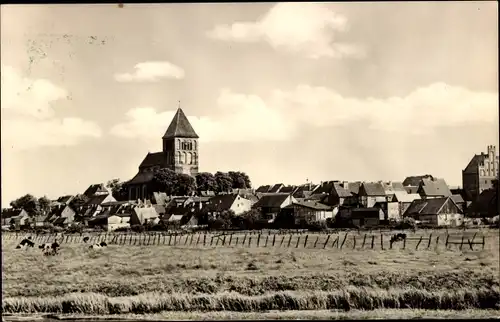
[99, 241, 107, 247]
[83, 237, 90, 243]
[89, 244, 101, 249]
[19, 238, 35, 248]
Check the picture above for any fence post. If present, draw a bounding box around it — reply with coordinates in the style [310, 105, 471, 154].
[380, 234, 384, 250]
[184, 235, 189, 246]
[362, 234, 367, 248]
[427, 234, 432, 249]
[403, 237, 406, 250]
[222, 235, 226, 246]
[416, 236, 423, 250]
[235, 236, 239, 246]
[323, 235, 331, 249]
[272, 235, 276, 247]
[459, 236, 464, 251]
[314, 236, 319, 248]
[196, 234, 200, 245]
[228, 234, 232, 246]
[257, 234, 261, 247]
[482, 236, 485, 250]
[353, 236, 356, 249]
[242, 234, 247, 246]
[340, 233, 348, 249]
[445, 234, 449, 248]
[287, 235, 292, 247]
[265, 235, 269, 247]
[148, 234, 152, 245]
[248, 236, 252, 247]
[467, 238, 474, 250]
[296, 236, 301, 248]
[371, 235, 375, 249]
[303, 235, 308, 248]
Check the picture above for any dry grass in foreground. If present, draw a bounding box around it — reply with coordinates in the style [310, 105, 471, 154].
[3, 288, 500, 314]
[2, 230, 499, 314]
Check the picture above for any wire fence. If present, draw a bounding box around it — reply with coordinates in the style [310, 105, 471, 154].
[2, 230, 490, 251]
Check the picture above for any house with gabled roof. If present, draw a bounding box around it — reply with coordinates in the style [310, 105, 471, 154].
[268, 183, 284, 193]
[1, 209, 28, 227]
[404, 197, 463, 226]
[252, 193, 297, 222]
[83, 184, 109, 198]
[292, 183, 317, 198]
[126, 107, 200, 201]
[324, 183, 356, 207]
[358, 182, 387, 207]
[284, 200, 333, 225]
[255, 185, 271, 193]
[207, 194, 252, 216]
[417, 178, 452, 199]
[46, 204, 77, 227]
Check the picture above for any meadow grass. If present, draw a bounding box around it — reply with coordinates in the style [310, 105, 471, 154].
[7, 309, 498, 321]
[2, 229, 499, 314]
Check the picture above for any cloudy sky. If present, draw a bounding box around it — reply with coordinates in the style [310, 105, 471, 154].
[1, 2, 498, 205]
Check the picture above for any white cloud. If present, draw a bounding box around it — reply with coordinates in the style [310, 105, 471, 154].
[114, 61, 185, 82]
[1, 65, 68, 119]
[206, 3, 364, 59]
[110, 83, 498, 144]
[1, 65, 102, 150]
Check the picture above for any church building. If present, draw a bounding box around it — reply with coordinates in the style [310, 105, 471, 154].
[126, 107, 199, 200]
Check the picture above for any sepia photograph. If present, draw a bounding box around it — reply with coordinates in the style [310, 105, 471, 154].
[1, 2, 499, 321]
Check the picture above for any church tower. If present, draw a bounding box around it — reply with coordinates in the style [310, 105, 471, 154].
[162, 107, 199, 176]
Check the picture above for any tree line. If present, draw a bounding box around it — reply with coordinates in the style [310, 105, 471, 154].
[2, 170, 253, 216]
[108, 170, 252, 200]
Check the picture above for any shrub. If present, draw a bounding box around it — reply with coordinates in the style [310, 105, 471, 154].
[114, 227, 131, 232]
[65, 223, 84, 234]
[308, 221, 328, 232]
[131, 224, 145, 233]
[394, 217, 416, 230]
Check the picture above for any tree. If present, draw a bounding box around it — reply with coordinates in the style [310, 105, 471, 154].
[228, 171, 244, 189]
[10, 194, 39, 215]
[240, 172, 252, 189]
[38, 196, 51, 215]
[195, 172, 218, 193]
[240, 209, 261, 230]
[69, 194, 89, 210]
[215, 172, 233, 194]
[106, 179, 128, 201]
[151, 168, 177, 195]
[174, 173, 197, 196]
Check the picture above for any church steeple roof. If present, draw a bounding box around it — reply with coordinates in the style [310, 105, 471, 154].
[162, 108, 199, 139]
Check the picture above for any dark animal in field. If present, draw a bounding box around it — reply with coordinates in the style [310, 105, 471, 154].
[83, 237, 90, 243]
[19, 238, 35, 248]
[390, 233, 407, 244]
[89, 244, 102, 249]
[99, 241, 107, 247]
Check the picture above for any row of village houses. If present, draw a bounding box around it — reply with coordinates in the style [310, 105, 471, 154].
[1, 175, 497, 231]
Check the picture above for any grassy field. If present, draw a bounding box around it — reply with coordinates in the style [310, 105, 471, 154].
[2, 229, 499, 316]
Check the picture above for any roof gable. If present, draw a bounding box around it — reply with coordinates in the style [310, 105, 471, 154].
[418, 178, 452, 197]
[463, 154, 487, 173]
[208, 194, 238, 212]
[403, 175, 434, 187]
[253, 193, 290, 208]
[139, 152, 166, 169]
[405, 197, 460, 216]
[360, 182, 386, 196]
[162, 108, 199, 139]
[331, 183, 352, 198]
[285, 200, 332, 211]
[83, 184, 108, 197]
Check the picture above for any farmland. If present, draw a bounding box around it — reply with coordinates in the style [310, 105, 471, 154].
[2, 228, 499, 319]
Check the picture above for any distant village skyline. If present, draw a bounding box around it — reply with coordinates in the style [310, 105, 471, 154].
[1, 3, 498, 206]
